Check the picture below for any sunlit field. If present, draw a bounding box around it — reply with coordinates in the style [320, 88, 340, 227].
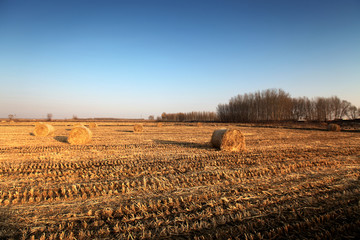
[0, 121, 359, 239]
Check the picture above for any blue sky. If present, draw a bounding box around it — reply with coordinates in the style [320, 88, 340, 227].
[1, 0, 359, 119]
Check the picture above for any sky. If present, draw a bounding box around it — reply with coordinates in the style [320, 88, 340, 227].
[0, 0, 359, 119]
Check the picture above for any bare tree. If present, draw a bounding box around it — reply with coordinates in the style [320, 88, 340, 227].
[47, 113, 53, 121]
[347, 105, 358, 119]
[148, 115, 154, 120]
[8, 114, 15, 121]
[161, 112, 167, 121]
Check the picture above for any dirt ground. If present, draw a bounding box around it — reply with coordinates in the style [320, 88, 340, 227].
[0, 121, 359, 239]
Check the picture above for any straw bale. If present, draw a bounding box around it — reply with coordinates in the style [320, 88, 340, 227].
[33, 123, 55, 136]
[88, 122, 98, 128]
[327, 123, 341, 132]
[68, 126, 92, 145]
[134, 123, 143, 132]
[211, 129, 246, 152]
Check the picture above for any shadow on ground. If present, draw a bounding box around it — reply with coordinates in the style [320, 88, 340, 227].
[239, 124, 360, 133]
[54, 136, 68, 143]
[115, 130, 133, 133]
[154, 139, 211, 149]
[0, 209, 22, 239]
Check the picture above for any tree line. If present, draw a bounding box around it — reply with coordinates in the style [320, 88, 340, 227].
[160, 111, 218, 122]
[217, 89, 359, 122]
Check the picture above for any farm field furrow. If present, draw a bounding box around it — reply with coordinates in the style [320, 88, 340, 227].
[0, 122, 359, 239]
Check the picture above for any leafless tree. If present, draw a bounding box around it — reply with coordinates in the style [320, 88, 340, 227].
[47, 113, 53, 121]
[8, 114, 15, 121]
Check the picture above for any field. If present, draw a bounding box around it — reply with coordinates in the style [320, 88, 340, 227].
[0, 121, 359, 239]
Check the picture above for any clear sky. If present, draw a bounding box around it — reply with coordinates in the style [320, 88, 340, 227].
[1, 0, 359, 119]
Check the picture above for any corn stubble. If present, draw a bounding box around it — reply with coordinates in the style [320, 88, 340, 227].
[0, 122, 359, 239]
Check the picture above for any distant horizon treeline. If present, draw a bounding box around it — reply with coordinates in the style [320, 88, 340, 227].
[161, 89, 359, 122]
[159, 111, 218, 122]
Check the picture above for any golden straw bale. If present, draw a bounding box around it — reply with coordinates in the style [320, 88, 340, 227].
[210, 129, 246, 152]
[157, 122, 163, 127]
[74, 123, 84, 127]
[197, 122, 203, 127]
[33, 123, 55, 136]
[327, 123, 341, 132]
[68, 126, 92, 145]
[88, 122, 98, 128]
[134, 123, 143, 132]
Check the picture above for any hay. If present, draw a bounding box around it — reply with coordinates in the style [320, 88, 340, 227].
[134, 123, 143, 132]
[197, 122, 203, 127]
[88, 122, 98, 128]
[327, 124, 341, 132]
[210, 129, 246, 152]
[68, 126, 92, 145]
[33, 123, 55, 136]
[157, 122, 163, 127]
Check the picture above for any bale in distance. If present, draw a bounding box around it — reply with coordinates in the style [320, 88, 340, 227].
[88, 122, 98, 128]
[327, 123, 341, 132]
[211, 129, 246, 152]
[134, 123, 143, 132]
[68, 126, 92, 145]
[157, 122, 163, 127]
[197, 122, 203, 127]
[33, 123, 55, 136]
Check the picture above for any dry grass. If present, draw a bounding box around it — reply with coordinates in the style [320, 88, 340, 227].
[0, 122, 359, 239]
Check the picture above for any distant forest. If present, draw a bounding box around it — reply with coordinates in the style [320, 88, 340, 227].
[161, 89, 359, 122]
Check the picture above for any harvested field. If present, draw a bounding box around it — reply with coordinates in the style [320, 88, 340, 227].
[0, 122, 359, 239]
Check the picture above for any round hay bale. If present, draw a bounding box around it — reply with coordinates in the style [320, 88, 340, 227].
[68, 126, 92, 145]
[210, 129, 246, 152]
[33, 123, 55, 136]
[134, 123, 143, 132]
[157, 122, 163, 127]
[74, 123, 84, 127]
[88, 122, 98, 128]
[327, 123, 341, 132]
[197, 122, 203, 127]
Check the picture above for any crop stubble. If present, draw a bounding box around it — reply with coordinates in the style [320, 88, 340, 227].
[0, 122, 359, 239]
